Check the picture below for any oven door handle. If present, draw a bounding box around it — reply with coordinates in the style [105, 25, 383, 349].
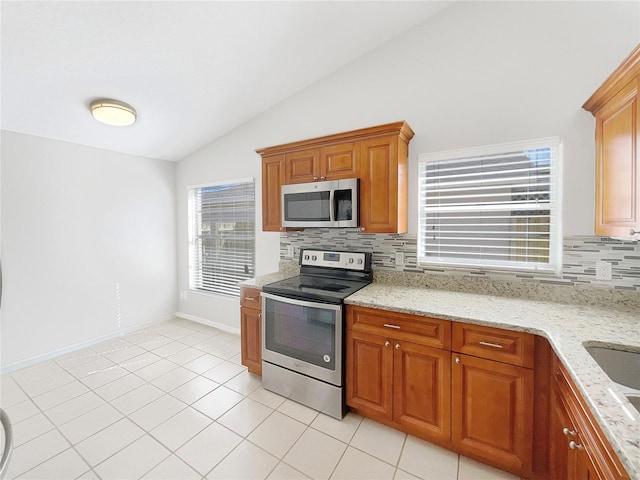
[329, 188, 335, 223]
[261, 292, 342, 313]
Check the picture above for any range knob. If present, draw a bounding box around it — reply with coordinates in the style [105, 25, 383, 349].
[348, 258, 354, 264]
[357, 258, 363, 264]
[311, 255, 317, 261]
[304, 255, 310, 260]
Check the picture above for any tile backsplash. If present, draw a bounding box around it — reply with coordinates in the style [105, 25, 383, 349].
[280, 230, 640, 294]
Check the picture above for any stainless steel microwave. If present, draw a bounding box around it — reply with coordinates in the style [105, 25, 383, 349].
[281, 178, 358, 228]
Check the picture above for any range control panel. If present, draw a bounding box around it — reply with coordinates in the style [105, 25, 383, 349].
[300, 249, 368, 271]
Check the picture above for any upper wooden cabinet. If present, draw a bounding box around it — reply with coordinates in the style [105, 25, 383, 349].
[256, 121, 414, 233]
[583, 45, 640, 239]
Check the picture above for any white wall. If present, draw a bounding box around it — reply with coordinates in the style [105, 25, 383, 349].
[1, 131, 177, 368]
[176, 1, 639, 327]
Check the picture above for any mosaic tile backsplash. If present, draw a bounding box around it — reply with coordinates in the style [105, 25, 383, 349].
[279, 230, 640, 295]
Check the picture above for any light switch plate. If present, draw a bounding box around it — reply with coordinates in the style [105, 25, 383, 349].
[287, 245, 295, 258]
[595, 261, 612, 281]
[395, 252, 404, 266]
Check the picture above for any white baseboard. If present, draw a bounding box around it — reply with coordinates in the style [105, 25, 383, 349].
[175, 312, 240, 335]
[0, 314, 176, 375]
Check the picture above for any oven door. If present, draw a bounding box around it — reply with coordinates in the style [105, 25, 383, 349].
[261, 292, 343, 386]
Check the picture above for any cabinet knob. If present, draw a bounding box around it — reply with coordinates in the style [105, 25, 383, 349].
[395, 343, 400, 349]
[384, 341, 390, 347]
[360, 227, 366, 232]
[562, 427, 576, 437]
[258, 313, 262, 318]
[455, 357, 460, 364]
[320, 176, 326, 181]
[313, 176, 318, 181]
[569, 441, 584, 451]
[630, 229, 638, 236]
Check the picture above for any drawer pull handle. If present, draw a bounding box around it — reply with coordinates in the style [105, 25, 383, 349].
[244, 297, 258, 301]
[478, 341, 503, 349]
[569, 441, 584, 451]
[383, 324, 401, 329]
[455, 357, 460, 364]
[395, 343, 400, 349]
[562, 427, 576, 437]
[384, 341, 390, 347]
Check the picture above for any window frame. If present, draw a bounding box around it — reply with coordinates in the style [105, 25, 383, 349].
[187, 177, 256, 298]
[417, 137, 563, 274]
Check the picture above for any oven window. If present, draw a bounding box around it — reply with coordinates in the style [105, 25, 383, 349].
[284, 191, 330, 221]
[264, 298, 336, 370]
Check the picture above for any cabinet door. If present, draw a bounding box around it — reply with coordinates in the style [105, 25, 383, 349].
[346, 329, 393, 421]
[452, 353, 534, 476]
[262, 155, 285, 231]
[320, 142, 360, 180]
[393, 341, 451, 442]
[359, 135, 407, 233]
[595, 78, 640, 237]
[285, 148, 320, 184]
[549, 381, 577, 480]
[240, 307, 262, 375]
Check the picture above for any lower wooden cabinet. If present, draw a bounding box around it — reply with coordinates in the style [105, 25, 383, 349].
[346, 306, 451, 444]
[240, 287, 262, 375]
[451, 353, 534, 476]
[549, 355, 630, 480]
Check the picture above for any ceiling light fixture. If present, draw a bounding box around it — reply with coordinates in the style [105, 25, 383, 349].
[89, 99, 137, 126]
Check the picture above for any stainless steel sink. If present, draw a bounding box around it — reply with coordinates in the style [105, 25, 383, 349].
[585, 346, 640, 390]
[626, 394, 640, 412]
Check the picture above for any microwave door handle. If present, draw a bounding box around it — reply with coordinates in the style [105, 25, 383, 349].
[329, 189, 335, 222]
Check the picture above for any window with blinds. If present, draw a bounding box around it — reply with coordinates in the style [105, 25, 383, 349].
[418, 138, 561, 273]
[188, 179, 255, 297]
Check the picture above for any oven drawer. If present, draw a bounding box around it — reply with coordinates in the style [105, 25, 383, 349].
[346, 305, 451, 350]
[240, 287, 262, 310]
[452, 323, 534, 368]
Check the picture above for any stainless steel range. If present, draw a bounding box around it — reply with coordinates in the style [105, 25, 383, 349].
[261, 248, 373, 419]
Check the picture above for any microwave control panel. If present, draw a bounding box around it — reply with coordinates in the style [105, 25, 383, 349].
[300, 249, 367, 271]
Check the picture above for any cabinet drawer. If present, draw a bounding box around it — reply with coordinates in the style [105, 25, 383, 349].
[347, 305, 451, 350]
[452, 323, 534, 368]
[240, 287, 262, 310]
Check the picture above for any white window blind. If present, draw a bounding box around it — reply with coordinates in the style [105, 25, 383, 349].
[188, 179, 255, 297]
[418, 138, 561, 273]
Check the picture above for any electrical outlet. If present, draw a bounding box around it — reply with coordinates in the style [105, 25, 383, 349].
[595, 261, 612, 281]
[287, 245, 295, 258]
[395, 252, 404, 266]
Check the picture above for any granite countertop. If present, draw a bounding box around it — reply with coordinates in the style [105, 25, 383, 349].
[346, 282, 640, 480]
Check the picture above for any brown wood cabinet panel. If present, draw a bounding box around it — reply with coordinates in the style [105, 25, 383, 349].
[550, 356, 630, 480]
[452, 323, 535, 368]
[595, 79, 639, 237]
[549, 378, 576, 480]
[240, 287, 262, 375]
[584, 44, 640, 239]
[393, 341, 451, 442]
[285, 148, 321, 184]
[321, 142, 360, 179]
[347, 305, 451, 350]
[452, 353, 534, 476]
[346, 329, 393, 420]
[261, 155, 285, 232]
[360, 135, 407, 233]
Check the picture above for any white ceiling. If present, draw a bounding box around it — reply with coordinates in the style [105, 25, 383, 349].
[1, 1, 452, 162]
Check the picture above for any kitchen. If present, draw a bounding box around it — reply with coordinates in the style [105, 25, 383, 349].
[1, 1, 639, 480]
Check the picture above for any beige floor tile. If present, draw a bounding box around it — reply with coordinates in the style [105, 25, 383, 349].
[397, 435, 458, 480]
[150, 406, 213, 450]
[129, 394, 187, 430]
[201, 361, 245, 383]
[350, 418, 406, 465]
[134, 358, 180, 382]
[207, 440, 279, 479]
[44, 391, 105, 426]
[183, 353, 225, 374]
[31, 380, 89, 411]
[101, 345, 147, 363]
[21, 370, 77, 397]
[141, 454, 202, 480]
[175, 422, 242, 476]
[248, 411, 307, 458]
[16, 447, 90, 480]
[311, 411, 363, 443]
[79, 365, 129, 389]
[284, 428, 347, 480]
[110, 382, 164, 415]
[457, 455, 521, 480]
[12, 413, 54, 447]
[170, 375, 219, 404]
[150, 366, 197, 392]
[268, 462, 311, 480]
[5, 399, 40, 424]
[331, 446, 396, 479]
[1, 385, 29, 407]
[74, 418, 145, 467]
[94, 434, 171, 480]
[224, 370, 263, 395]
[58, 403, 123, 443]
[4, 429, 70, 479]
[393, 469, 422, 480]
[93, 372, 146, 401]
[248, 387, 287, 409]
[192, 386, 244, 420]
[165, 345, 207, 364]
[12, 361, 66, 386]
[217, 398, 273, 437]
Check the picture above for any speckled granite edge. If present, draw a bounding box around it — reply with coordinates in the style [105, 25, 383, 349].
[373, 269, 640, 310]
[346, 283, 640, 480]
